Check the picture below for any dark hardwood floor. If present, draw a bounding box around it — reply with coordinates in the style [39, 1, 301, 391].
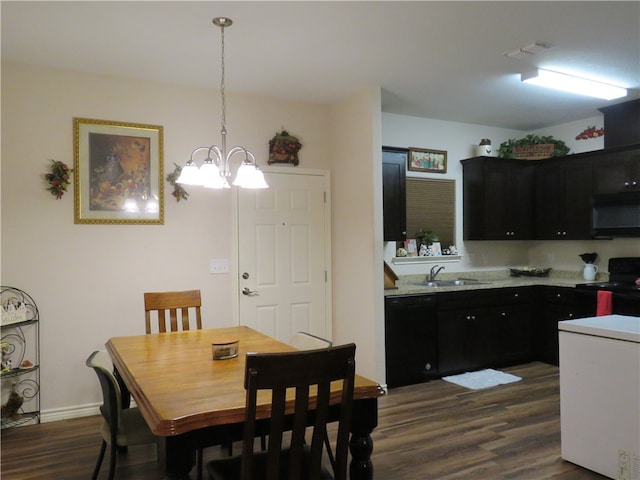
[1, 362, 606, 479]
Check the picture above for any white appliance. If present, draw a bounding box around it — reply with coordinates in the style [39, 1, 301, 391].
[559, 315, 640, 480]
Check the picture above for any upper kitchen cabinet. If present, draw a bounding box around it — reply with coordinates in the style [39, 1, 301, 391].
[592, 144, 640, 195]
[462, 157, 534, 240]
[535, 154, 594, 240]
[382, 146, 407, 241]
[599, 99, 640, 149]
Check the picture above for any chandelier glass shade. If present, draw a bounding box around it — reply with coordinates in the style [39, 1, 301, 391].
[177, 17, 268, 189]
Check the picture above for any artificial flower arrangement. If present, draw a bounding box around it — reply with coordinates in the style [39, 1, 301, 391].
[498, 134, 570, 159]
[575, 126, 604, 140]
[166, 163, 189, 202]
[268, 129, 302, 166]
[45, 159, 72, 199]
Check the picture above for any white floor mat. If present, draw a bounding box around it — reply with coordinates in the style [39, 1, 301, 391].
[442, 368, 522, 390]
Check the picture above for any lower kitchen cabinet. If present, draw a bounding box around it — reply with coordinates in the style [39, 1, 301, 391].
[534, 286, 597, 366]
[384, 285, 603, 388]
[384, 294, 438, 388]
[437, 287, 532, 376]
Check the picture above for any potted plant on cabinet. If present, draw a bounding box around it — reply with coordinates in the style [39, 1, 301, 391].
[415, 229, 439, 248]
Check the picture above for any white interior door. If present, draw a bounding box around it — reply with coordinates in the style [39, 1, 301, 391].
[237, 170, 331, 343]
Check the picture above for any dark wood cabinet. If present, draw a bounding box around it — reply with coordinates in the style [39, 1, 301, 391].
[592, 145, 640, 194]
[599, 99, 640, 148]
[382, 147, 407, 241]
[462, 157, 534, 240]
[384, 294, 438, 388]
[437, 288, 532, 375]
[535, 155, 593, 239]
[384, 285, 605, 386]
[534, 286, 596, 365]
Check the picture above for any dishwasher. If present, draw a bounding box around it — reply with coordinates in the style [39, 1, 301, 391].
[384, 294, 438, 388]
[559, 315, 640, 479]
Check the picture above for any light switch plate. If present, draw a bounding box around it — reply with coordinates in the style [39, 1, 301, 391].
[210, 258, 230, 274]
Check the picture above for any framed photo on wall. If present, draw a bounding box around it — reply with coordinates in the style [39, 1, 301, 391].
[408, 147, 447, 174]
[73, 117, 164, 224]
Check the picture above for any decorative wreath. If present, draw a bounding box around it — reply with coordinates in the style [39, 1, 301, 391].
[166, 164, 189, 202]
[268, 130, 302, 166]
[44, 159, 73, 199]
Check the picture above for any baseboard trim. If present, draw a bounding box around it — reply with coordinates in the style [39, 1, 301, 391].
[41, 399, 138, 423]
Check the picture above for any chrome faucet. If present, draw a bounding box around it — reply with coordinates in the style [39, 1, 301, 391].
[429, 265, 445, 282]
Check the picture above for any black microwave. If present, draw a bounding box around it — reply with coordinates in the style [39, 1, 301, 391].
[592, 192, 640, 237]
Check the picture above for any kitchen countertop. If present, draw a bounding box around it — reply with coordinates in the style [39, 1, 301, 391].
[385, 269, 607, 296]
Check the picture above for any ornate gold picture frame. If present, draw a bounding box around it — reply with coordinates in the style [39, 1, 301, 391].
[73, 117, 164, 224]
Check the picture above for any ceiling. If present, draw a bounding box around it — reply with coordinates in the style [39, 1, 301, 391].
[2, 1, 639, 131]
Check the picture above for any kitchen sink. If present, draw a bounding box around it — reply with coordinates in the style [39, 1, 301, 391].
[414, 279, 491, 287]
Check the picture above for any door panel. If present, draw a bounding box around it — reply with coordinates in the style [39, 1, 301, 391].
[238, 171, 330, 343]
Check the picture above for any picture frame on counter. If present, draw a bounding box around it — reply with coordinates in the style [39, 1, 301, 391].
[408, 147, 447, 173]
[404, 239, 418, 256]
[73, 117, 164, 225]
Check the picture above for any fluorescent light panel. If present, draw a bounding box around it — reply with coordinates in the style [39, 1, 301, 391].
[522, 68, 627, 100]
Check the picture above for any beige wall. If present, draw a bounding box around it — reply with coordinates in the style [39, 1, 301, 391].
[3, 62, 381, 418]
[329, 87, 386, 382]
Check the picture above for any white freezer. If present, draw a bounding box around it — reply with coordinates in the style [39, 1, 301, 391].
[559, 315, 640, 479]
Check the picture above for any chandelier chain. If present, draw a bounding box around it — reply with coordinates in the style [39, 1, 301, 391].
[220, 24, 226, 134]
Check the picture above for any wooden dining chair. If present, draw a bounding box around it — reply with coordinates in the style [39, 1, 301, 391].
[255, 332, 333, 453]
[143, 289, 214, 479]
[86, 351, 158, 480]
[143, 289, 202, 334]
[207, 343, 356, 480]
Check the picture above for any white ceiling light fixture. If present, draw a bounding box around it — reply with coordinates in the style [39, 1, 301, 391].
[521, 68, 627, 100]
[177, 17, 268, 189]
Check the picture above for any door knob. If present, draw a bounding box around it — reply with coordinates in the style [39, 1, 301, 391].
[242, 287, 259, 296]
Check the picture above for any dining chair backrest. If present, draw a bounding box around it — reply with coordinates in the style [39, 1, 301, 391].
[87, 350, 122, 426]
[86, 350, 157, 480]
[240, 343, 356, 480]
[144, 289, 202, 334]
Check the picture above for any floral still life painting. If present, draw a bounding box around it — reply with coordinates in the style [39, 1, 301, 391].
[73, 118, 164, 224]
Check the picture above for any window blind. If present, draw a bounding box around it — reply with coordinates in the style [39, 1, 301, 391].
[406, 178, 455, 246]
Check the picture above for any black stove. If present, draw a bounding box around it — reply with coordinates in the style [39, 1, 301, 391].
[576, 257, 640, 294]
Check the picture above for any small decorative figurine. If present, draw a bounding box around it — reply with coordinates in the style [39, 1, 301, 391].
[1, 342, 12, 372]
[1, 383, 23, 419]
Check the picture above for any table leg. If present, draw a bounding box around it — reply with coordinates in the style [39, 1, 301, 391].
[163, 435, 196, 480]
[349, 397, 378, 480]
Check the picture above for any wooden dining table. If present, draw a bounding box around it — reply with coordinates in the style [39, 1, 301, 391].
[106, 326, 384, 479]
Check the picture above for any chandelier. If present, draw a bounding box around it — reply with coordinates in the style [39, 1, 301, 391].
[177, 17, 268, 189]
